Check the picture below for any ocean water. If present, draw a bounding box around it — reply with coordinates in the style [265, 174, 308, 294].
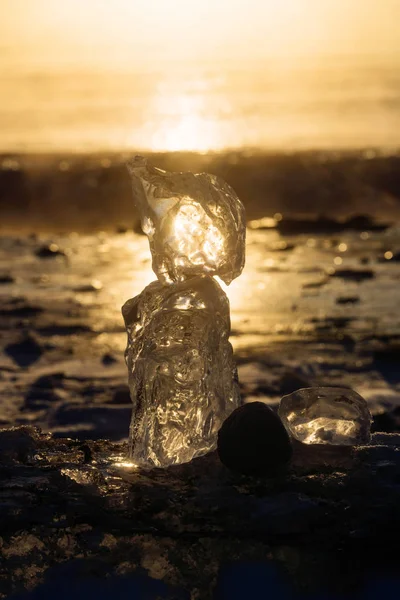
[0, 58, 399, 153]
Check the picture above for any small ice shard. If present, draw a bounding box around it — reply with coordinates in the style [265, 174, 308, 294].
[278, 387, 372, 446]
[122, 275, 241, 468]
[127, 156, 246, 285]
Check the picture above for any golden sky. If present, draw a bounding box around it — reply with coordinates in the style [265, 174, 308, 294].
[1, 0, 400, 69]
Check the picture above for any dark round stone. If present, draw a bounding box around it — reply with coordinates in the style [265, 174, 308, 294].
[217, 402, 293, 476]
[35, 243, 66, 258]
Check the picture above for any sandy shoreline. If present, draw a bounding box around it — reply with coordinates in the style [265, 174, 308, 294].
[1, 224, 399, 442]
[1, 149, 400, 232]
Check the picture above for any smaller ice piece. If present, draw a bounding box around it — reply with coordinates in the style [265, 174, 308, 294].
[127, 156, 246, 285]
[278, 387, 372, 446]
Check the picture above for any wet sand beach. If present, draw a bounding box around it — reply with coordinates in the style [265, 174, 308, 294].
[1, 151, 400, 442]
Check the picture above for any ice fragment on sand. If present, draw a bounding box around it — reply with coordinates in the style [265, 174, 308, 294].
[127, 156, 246, 284]
[278, 387, 372, 446]
[122, 275, 241, 468]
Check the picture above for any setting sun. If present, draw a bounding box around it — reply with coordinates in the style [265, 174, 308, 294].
[149, 112, 221, 153]
[136, 87, 230, 152]
[0, 0, 399, 152]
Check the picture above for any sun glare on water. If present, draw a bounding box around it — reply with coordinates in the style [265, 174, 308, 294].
[150, 112, 221, 153]
[130, 85, 231, 153]
[1, 0, 399, 153]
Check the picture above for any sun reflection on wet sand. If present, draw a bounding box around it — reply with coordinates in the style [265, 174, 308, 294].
[8, 227, 399, 367]
[113, 459, 137, 469]
[107, 453, 138, 470]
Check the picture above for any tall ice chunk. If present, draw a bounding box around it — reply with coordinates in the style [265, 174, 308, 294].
[278, 387, 372, 446]
[122, 275, 241, 468]
[127, 156, 246, 284]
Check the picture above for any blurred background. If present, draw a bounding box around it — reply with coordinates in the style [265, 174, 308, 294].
[0, 0, 400, 229]
[1, 0, 400, 153]
[0, 1, 400, 444]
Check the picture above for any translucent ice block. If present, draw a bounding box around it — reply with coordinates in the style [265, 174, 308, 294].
[122, 275, 241, 468]
[278, 387, 372, 446]
[127, 156, 246, 285]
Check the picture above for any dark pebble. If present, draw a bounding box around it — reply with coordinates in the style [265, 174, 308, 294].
[35, 243, 66, 258]
[24, 372, 66, 409]
[336, 296, 360, 304]
[0, 273, 15, 284]
[0, 302, 43, 317]
[37, 324, 92, 336]
[5, 334, 43, 367]
[74, 281, 102, 292]
[116, 226, 128, 234]
[302, 278, 328, 289]
[32, 372, 65, 389]
[329, 268, 374, 281]
[24, 388, 61, 409]
[102, 352, 117, 366]
[217, 402, 292, 476]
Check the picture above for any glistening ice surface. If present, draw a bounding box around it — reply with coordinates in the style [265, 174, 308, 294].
[122, 276, 241, 468]
[278, 387, 372, 445]
[127, 156, 246, 285]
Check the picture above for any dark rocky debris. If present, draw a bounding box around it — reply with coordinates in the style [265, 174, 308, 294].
[101, 352, 118, 366]
[35, 243, 66, 259]
[0, 426, 399, 598]
[329, 268, 375, 281]
[276, 214, 389, 235]
[0, 273, 14, 284]
[336, 296, 360, 305]
[0, 299, 43, 318]
[5, 334, 44, 367]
